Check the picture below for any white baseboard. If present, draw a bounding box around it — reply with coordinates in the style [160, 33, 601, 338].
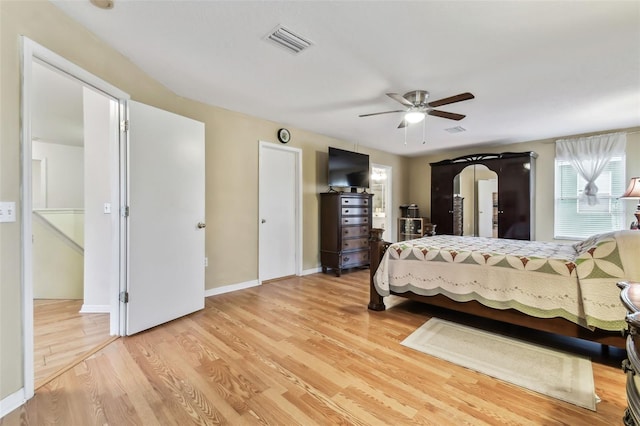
[79, 304, 110, 313]
[301, 267, 322, 276]
[0, 388, 25, 419]
[204, 270, 323, 298]
[205, 279, 260, 298]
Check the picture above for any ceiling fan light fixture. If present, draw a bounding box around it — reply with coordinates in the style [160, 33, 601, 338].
[404, 111, 425, 124]
[90, 0, 114, 9]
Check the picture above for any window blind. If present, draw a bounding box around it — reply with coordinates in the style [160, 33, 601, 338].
[554, 157, 626, 240]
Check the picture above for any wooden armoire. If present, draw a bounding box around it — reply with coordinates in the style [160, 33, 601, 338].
[430, 152, 537, 240]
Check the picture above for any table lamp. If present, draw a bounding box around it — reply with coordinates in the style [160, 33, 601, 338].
[621, 177, 640, 229]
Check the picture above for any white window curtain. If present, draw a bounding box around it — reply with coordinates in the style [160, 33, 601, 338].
[555, 132, 626, 206]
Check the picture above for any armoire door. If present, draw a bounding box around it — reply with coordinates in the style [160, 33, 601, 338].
[430, 166, 457, 235]
[498, 156, 534, 240]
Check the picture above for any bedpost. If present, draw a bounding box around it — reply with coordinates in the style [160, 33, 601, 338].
[368, 228, 386, 311]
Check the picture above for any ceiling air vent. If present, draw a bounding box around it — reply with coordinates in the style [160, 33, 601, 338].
[264, 25, 313, 55]
[445, 126, 467, 133]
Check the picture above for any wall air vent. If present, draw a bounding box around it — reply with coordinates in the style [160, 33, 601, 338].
[445, 126, 467, 133]
[264, 25, 313, 55]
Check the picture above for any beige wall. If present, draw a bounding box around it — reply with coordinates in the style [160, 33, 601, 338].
[408, 129, 640, 241]
[0, 1, 409, 400]
[32, 216, 84, 299]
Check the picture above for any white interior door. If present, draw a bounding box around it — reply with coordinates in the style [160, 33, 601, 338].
[126, 101, 205, 335]
[259, 142, 300, 282]
[478, 179, 497, 237]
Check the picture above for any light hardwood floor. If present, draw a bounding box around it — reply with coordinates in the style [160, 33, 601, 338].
[4, 271, 628, 425]
[33, 299, 113, 388]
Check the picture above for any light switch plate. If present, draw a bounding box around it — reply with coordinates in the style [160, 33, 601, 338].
[0, 202, 16, 223]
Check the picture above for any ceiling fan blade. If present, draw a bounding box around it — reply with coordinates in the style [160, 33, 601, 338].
[428, 110, 466, 121]
[428, 92, 474, 108]
[359, 110, 405, 117]
[397, 119, 409, 128]
[386, 93, 414, 107]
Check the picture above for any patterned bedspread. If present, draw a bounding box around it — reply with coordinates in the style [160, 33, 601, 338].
[373, 231, 640, 331]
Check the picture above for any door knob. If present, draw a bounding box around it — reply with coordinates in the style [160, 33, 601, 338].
[197, 222, 206, 229]
[261, 219, 266, 223]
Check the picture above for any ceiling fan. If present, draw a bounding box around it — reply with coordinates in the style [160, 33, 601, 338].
[359, 90, 475, 128]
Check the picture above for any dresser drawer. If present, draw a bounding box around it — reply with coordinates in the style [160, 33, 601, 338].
[341, 207, 369, 216]
[341, 216, 369, 226]
[341, 250, 369, 267]
[626, 371, 640, 425]
[342, 237, 369, 251]
[341, 197, 370, 207]
[342, 225, 370, 238]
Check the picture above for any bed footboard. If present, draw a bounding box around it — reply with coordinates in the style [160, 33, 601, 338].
[369, 228, 390, 311]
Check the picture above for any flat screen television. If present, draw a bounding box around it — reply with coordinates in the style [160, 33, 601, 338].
[328, 147, 370, 189]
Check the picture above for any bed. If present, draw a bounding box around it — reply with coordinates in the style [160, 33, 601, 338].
[369, 229, 640, 348]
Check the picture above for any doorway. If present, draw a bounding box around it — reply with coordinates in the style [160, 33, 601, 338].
[258, 141, 302, 282]
[21, 37, 207, 404]
[370, 164, 393, 241]
[21, 37, 129, 400]
[27, 51, 121, 390]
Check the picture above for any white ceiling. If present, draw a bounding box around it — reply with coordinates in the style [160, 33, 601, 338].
[49, 0, 640, 156]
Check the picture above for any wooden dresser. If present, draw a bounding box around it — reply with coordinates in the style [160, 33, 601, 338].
[619, 281, 640, 425]
[320, 192, 372, 276]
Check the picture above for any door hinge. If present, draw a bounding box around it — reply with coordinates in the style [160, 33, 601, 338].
[122, 206, 130, 217]
[119, 291, 129, 303]
[121, 120, 129, 132]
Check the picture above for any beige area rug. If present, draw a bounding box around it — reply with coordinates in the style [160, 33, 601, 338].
[401, 318, 597, 411]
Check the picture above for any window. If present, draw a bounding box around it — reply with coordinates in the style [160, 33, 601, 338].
[554, 156, 626, 239]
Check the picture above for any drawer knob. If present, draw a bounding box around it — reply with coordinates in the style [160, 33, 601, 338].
[345, 210, 349, 213]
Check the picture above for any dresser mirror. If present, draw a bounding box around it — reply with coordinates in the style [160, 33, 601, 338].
[453, 164, 498, 237]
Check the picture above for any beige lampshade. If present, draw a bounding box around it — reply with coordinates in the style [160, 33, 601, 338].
[621, 177, 640, 199]
[621, 177, 640, 229]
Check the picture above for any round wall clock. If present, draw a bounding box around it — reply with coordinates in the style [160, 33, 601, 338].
[277, 128, 291, 144]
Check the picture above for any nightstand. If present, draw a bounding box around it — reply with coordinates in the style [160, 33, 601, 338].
[618, 281, 640, 425]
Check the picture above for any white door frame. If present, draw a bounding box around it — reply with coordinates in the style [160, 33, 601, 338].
[20, 37, 129, 402]
[258, 141, 302, 282]
[371, 163, 394, 242]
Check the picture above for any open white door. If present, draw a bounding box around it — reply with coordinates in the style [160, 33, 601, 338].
[125, 101, 205, 335]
